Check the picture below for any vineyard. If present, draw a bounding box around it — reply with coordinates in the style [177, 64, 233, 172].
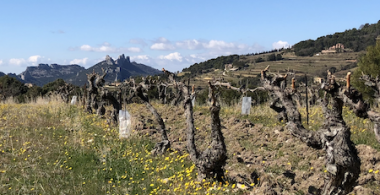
[1, 67, 380, 195]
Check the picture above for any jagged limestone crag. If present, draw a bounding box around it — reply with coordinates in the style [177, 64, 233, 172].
[67, 54, 161, 86]
[3, 54, 161, 86]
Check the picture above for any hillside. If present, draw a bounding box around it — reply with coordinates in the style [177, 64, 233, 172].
[181, 21, 380, 89]
[180, 51, 362, 90]
[293, 21, 380, 56]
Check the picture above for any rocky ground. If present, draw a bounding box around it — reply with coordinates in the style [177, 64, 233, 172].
[126, 103, 380, 194]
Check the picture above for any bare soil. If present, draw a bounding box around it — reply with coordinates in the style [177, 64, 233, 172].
[127, 103, 380, 194]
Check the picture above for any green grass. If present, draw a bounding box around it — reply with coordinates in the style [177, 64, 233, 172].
[0, 99, 244, 195]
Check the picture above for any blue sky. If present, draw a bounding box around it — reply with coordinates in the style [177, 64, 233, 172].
[0, 0, 379, 74]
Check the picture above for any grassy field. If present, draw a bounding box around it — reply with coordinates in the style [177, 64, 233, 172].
[1, 96, 379, 194]
[0, 97, 241, 195]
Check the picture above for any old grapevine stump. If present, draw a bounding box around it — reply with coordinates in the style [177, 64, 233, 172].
[162, 68, 227, 181]
[261, 66, 360, 195]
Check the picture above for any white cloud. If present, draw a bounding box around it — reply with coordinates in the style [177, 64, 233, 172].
[176, 39, 256, 54]
[131, 55, 150, 61]
[203, 40, 235, 50]
[79, 43, 142, 53]
[98, 46, 114, 52]
[188, 54, 207, 61]
[7, 55, 50, 67]
[150, 37, 176, 50]
[130, 55, 152, 65]
[150, 43, 175, 50]
[0, 60, 3, 65]
[151, 38, 258, 53]
[158, 52, 183, 62]
[272, 40, 290, 49]
[128, 47, 142, 52]
[9, 58, 27, 66]
[176, 39, 203, 50]
[156, 37, 169, 43]
[28, 55, 42, 63]
[190, 54, 197, 58]
[201, 40, 252, 52]
[70, 58, 88, 65]
[80, 45, 92, 51]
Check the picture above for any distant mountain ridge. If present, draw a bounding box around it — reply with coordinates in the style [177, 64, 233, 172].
[66, 54, 161, 86]
[20, 64, 85, 86]
[0, 72, 23, 81]
[5, 54, 161, 86]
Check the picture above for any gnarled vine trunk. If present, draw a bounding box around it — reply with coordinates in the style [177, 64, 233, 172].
[100, 89, 120, 124]
[158, 84, 167, 104]
[134, 84, 170, 155]
[86, 73, 97, 113]
[261, 67, 360, 194]
[183, 82, 227, 181]
[125, 78, 171, 155]
[162, 68, 227, 181]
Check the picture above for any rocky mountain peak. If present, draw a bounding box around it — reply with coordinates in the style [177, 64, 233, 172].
[20, 70, 32, 80]
[118, 54, 125, 60]
[115, 54, 125, 65]
[115, 54, 131, 66]
[126, 56, 130, 64]
[105, 55, 115, 65]
[38, 64, 50, 69]
[49, 64, 59, 68]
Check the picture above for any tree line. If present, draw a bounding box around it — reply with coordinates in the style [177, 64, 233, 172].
[293, 20, 380, 56]
[182, 55, 240, 74]
[0, 76, 81, 103]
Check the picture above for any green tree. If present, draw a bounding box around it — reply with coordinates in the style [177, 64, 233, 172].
[276, 54, 283, 60]
[352, 38, 380, 100]
[255, 57, 265, 63]
[0, 75, 28, 102]
[42, 78, 66, 95]
[232, 60, 245, 68]
[25, 85, 42, 99]
[267, 53, 276, 61]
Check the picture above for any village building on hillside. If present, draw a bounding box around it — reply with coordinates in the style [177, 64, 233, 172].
[224, 63, 240, 71]
[321, 43, 345, 54]
[224, 64, 233, 70]
[229, 67, 239, 71]
[313, 77, 324, 84]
